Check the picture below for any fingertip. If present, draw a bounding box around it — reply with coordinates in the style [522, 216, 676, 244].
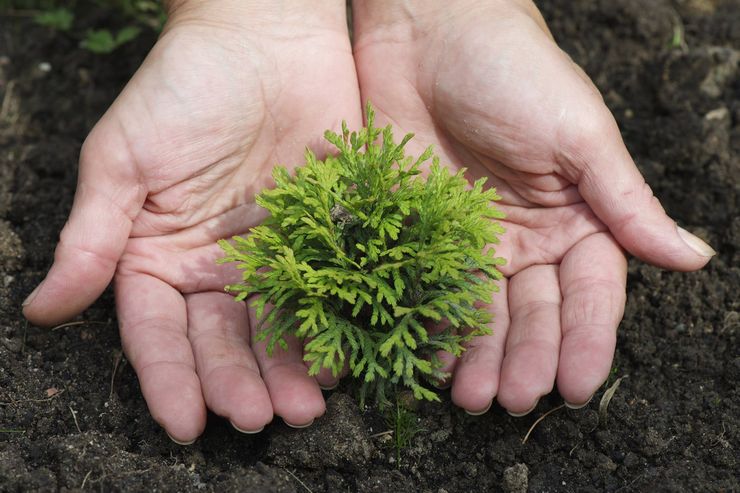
[265, 365, 326, 427]
[309, 353, 350, 391]
[158, 410, 206, 446]
[22, 244, 119, 327]
[556, 341, 612, 407]
[252, 309, 326, 428]
[312, 365, 341, 390]
[21, 293, 45, 327]
[162, 416, 205, 447]
[21, 280, 79, 329]
[167, 432, 197, 446]
[22, 283, 42, 308]
[676, 225, 716, 262]
[432, 379, 452, 390]
[284, 418, 315, 429]
[629, 222, 717, 272]
[278, 395, 325, 428]
[564, 394, 593, 410]
[212, 374, 274, 433]
[142, 372, 207, 445]
[231, 422, 266, 435]
[451, 358, 499, 412]
[158, 411, 206, 447]
[464, 399, 492, 416]
[434, 348, 458, 384]
[506, 398, 539, 418]
[21, 279, 59, 328]
[319, 381, 339, 391]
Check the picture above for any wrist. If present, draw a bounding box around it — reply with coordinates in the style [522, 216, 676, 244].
[352, 0, 540, 40]
[164, 0, 348, 34]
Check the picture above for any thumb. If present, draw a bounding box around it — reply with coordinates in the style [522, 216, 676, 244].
[564, 111, 715, 271]
[22, 122, 146, 327]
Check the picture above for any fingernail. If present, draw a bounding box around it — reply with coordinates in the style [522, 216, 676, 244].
[319, 382, 339, 391]
[677, 226, 716, 257]
[284, 418, 314, 429]
[465, 400, 492, 416]
[564, 394, 593, 410]
[231, 422, 264, 434]
[507, 399, 539, 418]
[22, 283, 42, 307]
[432, 380, 451, 390]
[166, 432, 196, 446]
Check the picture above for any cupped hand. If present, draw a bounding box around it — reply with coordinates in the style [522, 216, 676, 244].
[23, 0, 361, 443]
[352, 0, 714, 415]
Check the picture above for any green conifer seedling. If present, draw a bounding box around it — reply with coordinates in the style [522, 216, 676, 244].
[218, 104, 506, 406]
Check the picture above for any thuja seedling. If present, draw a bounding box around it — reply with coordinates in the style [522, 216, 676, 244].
[218, 104, 505, 406]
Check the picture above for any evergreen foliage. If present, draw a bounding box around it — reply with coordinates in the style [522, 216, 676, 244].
[219, 104, 506, 406]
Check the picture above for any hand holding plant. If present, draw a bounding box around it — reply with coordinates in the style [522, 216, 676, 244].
[23, 0, 361, 443]
[352, 0, 715, 415]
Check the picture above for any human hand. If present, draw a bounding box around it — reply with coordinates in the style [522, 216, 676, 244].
[22, 0, 361, 443]
[352, 0, 714, 415]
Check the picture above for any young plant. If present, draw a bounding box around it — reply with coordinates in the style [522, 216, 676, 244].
[30, 0, 165, 54]
[81, 26, 141, 54]
[33, 7, 74, 31]
[385, 398, 423, 466]
[218, 105, 505, 406]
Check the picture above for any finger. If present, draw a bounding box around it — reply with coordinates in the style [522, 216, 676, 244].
[557, 232, 627, 407]
[451, 277, 510, 414]
[417, 317, 459, 390]
[312, 365, 342, 390]
[432, 346, 458, 389]
[186, 292, 273, 433]
[311, 364, 349, 391]
[116, 272, 206, 444]
[248, 303, 326, 427]
[307, 345, 349, 390]
[558, 97, 715, 271]
[497, 265, 561, 415]
[23, 125, 146, 326]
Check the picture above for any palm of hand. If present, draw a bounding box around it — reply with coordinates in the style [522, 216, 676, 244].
[30, 21, 361, 441]
[354, 11, 627, 414]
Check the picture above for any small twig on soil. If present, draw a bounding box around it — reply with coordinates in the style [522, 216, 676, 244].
[284, 468, 313, 493]
[599, 375, 627, 426]
[0, 389, 65, 406]
[616, 473, 645, 493]
[69, 405, 82, 433]
[711, 422, 728, 448]
[109, 350, 124, 400]
[522, 404, 565, 444]
[51, 320, 107, 331]
[87, 467, 153, 486]
[369, 430, 394, 439]
[0, 428, 25, 433]
[80, 470, 92, 490]
[21, 320, 28, 354]
[1, 80, 17, 121]
[568, 441, 581, 457]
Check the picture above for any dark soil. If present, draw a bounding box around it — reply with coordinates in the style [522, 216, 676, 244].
[1, 1, 738, 491]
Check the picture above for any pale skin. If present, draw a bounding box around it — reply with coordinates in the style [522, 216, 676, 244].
[22, 0, 714, 444]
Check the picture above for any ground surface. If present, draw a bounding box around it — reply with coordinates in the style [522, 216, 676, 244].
[1, 1, 738, 491]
